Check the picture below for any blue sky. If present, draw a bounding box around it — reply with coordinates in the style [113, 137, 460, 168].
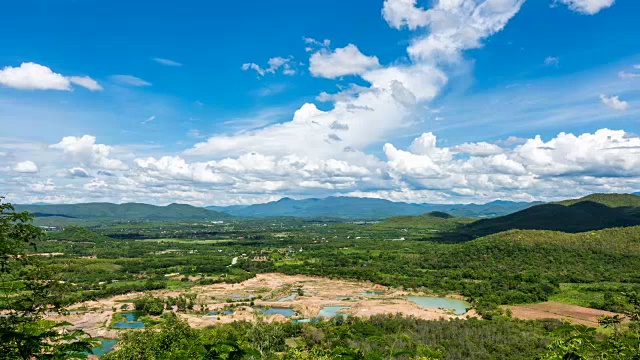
[1, 0, 640, 205]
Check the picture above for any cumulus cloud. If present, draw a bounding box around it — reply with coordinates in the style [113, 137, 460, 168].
[555, 0, 615, 15]
[382, 0, 430, 30]
[13, 160, 39, 173]
[152, 58, 183, 66]
[67, 167, 90, 178]
[309, 44, 380, 78]
[242, 57, 296, 77]
[600, 94, 629, 111]
[0, 62, 101, 91]
[110, 75, 152, 87]
[50, 135, 128, 170]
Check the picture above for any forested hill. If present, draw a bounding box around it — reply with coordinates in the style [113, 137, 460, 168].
[554, 193, 640, 207]
[14, 202, 231, 221]
[372, 212, 474, 231]
[465, 193, 640, 236]
[207, 196, 540, 219]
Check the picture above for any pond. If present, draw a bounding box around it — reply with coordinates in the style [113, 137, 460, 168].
[317, 306, 350, 318]
[277, 294, 297, 302]
[293, 318, 314, 324]
[255, 307, 298, 317]
[113, 312, 145, 329]
[408, 296, 469, 315]
[360, 291, 386, 296]
[208, 309, 234, 316]
[89, 339, 118, 356]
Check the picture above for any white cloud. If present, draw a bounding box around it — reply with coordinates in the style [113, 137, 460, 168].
[600, 94, 629, 111]
[544, 56, 560, 66]
[152, 58, 183, 66]
[405, 0, 525, 62]
[110, 75, 152, 87]
[142, 115, 156, 124]
[68, 76, 103, 91]
[309, 44, 380, 79]
[68, 167, 90, 178]
[452, 142, 504, 157]
[303, 37, 331, 52]
[242, 56, 296, 77]
[0, 62, 102, 91]
[0, 62, 69, 90]
[13, 160, 39, 173]
[50, 135, 128, 170]
[555, 0, 615, 15]
[382, 0, 430, 30]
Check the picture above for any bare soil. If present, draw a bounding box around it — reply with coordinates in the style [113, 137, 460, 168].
[49, 273, 476, 338]
[505, 301, 622, 326]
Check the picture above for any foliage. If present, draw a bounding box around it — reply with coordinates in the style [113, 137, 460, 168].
[105, 314, 561, 359]
[0, 198, 95, 359]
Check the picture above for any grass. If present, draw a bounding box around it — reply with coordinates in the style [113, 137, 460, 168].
[550, 282, 640, 308]
[549, 284, 606, 307]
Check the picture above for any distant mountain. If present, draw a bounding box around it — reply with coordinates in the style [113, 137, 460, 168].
[15, 202, 230, 221]
[207, 196, 540, 219]
[465, 193, 640, 236]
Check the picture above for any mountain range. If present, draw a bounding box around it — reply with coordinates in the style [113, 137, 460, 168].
[207, 196, 541, 219]
[14, 202, 230, 221]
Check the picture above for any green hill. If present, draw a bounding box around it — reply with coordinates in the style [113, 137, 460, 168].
[15, 202, 230, 221]
[45, 226, 112, 243]
[373, 212, 473, 231]
[465, 193, 640, 236]
[555, 193, 640, 208]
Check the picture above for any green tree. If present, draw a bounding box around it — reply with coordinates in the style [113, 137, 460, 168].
[0, 197, 95, 359]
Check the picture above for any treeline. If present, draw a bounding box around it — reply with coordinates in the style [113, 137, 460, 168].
[104, 314, 563, 360]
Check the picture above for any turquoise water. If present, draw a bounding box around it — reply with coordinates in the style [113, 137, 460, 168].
[208, 310, 234, 316]
[408, 296, 469, 315]
[317, 306, 350, 318]
[360, 291, 385, 296]
[277, 294, 297, 302]
[293, 318, 313, 323]
[256, 307, 298, 317]
[90, 339, 118, 356]
[113, 312, 145, 328]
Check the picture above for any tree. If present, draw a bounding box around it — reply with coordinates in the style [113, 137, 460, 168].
[0, 197, 95, 359]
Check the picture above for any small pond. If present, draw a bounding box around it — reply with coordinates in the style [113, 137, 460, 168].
[89, 339, 118, 356]
[255, 307, 298, 317]
[293, 318, 313, 324]
[113, 312, 145, 329]
[408, 296, 469, 315]
[317, 306, 350, 318]
[208, 310, 234, 316]
[360, 291, 386, 296]
[277, 294, 297, 302]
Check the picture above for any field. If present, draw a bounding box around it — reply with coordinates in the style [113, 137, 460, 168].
[505, 301, 621, 327]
